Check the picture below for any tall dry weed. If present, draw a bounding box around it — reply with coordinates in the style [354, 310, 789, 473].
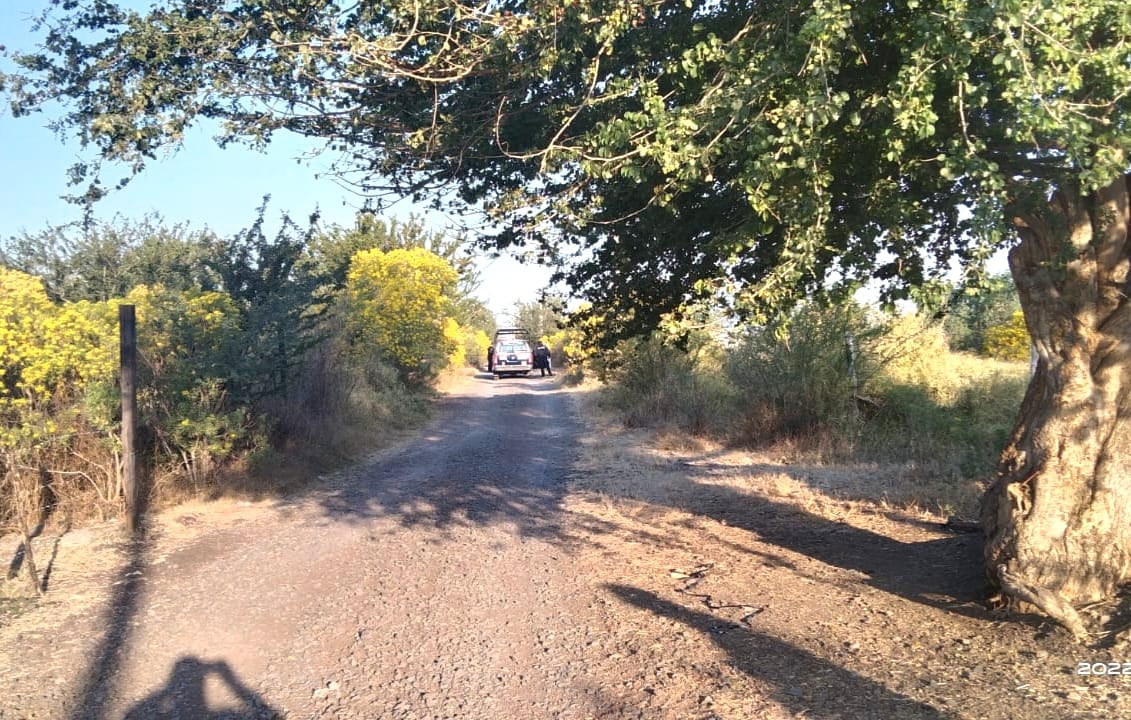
[602, 336, 735, 436]
[600, 307, 1029, 498]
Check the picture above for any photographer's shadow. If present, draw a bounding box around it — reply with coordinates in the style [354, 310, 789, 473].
[123, 656, 276, 719]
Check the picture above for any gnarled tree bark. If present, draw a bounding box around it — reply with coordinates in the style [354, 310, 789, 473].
[982, 173, 1131, 640]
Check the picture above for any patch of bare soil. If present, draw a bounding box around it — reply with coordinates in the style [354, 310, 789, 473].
[1, 374, 1129, 720]
[563, 389, 1131, 719]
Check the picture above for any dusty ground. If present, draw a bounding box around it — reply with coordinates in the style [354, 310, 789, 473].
[2, 372, 1130, 719]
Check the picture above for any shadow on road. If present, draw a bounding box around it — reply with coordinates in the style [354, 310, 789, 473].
[122, 656, 277, 719]
[607, 583, 958, 719]
[581, 443, 987, 617]
[673, 478, 985, 613]
[311, 386, 592, 541]
[68, 527, 148, 720]
[311, 380, 984, 614]
[63, 527, 280, 720]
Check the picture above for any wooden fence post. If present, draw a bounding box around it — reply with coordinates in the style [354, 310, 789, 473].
[120, 305, 139, 533]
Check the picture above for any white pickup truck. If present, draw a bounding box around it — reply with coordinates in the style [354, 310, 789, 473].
[491, 328, 534, 378]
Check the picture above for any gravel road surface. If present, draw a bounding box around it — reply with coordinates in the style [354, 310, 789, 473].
[2, 374, 647, 719]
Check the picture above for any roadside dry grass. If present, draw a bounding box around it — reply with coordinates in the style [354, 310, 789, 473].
[562, 382, 1131, 720]
[597, 318, 1029, 495]
[0, 366, 447, 615]
[572, 383, 983, 524]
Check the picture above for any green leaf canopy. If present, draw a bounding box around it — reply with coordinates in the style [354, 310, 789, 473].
[6, 0, 1131, 337]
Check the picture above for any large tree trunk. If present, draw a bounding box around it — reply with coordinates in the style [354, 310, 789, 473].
[982, 173, 1131, 640]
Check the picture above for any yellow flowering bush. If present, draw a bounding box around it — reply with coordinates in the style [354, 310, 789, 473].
[345, 247, 458, 378]
[1, 269, 117, 447]
[2, 269, 123, 540]
[122, 284, 248, 480]
[0, 269, 54, 389]
[984, 311, 1031, 362]
[443, 317, 467, 368]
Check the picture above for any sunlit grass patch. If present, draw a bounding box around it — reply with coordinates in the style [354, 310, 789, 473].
[593, 309, 1029, 518]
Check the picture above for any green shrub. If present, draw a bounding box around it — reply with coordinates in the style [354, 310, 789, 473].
[599, 301, 1030, 486]
[603, 335, 735, 436]
[862, 316, 1029, 477]
[725, 301, 877, 444]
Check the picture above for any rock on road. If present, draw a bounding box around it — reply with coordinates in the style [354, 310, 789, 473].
[0, 374, 667, 720]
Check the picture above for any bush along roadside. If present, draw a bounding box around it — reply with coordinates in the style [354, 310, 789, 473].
[1, 212, 494, 595]
[594, 301, 1029, 517]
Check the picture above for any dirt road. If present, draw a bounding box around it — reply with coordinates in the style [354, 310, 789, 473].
[2, 373, 612, 719]
[2, 373, 1130, 719]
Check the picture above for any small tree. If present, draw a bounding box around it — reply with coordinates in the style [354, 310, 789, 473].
[943, 274, 1022, 354]
[1, 217, 218, 303]
[345, 248, 459, 381]
[307, 213, 473, 291]
[511, 298, 566, 343]
[204, 204, 325, 404]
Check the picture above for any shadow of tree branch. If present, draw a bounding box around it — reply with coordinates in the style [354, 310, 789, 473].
[606, 583, 959, 719]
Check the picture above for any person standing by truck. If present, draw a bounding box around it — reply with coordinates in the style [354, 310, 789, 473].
[487, 345, 496, 373]
[534, 342, 553, 377]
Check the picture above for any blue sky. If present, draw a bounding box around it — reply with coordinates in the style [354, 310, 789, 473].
[0, 1, 553, 319]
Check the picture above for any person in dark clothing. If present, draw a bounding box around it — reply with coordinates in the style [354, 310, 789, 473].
[534, 342, 553, 376]
[487, 345, 496, 373]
